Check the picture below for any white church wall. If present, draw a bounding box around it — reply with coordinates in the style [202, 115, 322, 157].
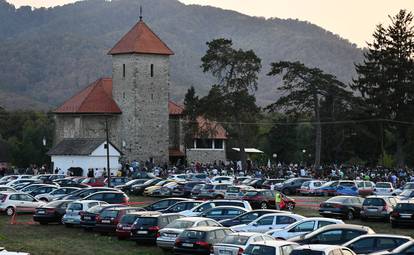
[51, 155, 121, 176]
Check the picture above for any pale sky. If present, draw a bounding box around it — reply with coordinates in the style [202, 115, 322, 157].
[6, 0, 414, 47]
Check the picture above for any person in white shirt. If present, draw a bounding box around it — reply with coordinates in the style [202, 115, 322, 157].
[270, 183, 275, 191]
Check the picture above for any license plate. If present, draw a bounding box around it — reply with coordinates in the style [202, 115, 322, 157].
[67, 219, 74, 222]
[84, 216, 91, 220]
[123, 226, 131, 230]
[220, 250, 232, 255]
[37, 210, 45, 214]
[367, 208, 377, 211]
[165, 233, 177, 238]
[182, 243, 193, 247]
[101, 220, 111, 224]
[324, 211, 332, 213]
[137, 230, 148, 234]
[401, 214, 412, 218]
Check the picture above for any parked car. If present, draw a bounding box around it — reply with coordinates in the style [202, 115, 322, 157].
[161, 201, 203, 213]
[390, 201, 414, 228]
[0, 247, 30, 255]
[315, 181, 341, 196]
[300, 181, 326, 195]
[219, 209, 284, 227]
[213, 232, 275, 255]
[211, 176, 234, 185]
[81, 177, 106, 187]
[291, 245, 356, 255]
[174, 226, 234, 255]
[187, 173, 208, 182]
[277, 178, 312, 195]
[246, 179, 266, 189]
[231, 213, 305, 233]
[180, 200, 252, 217]
[374, 182, 396, 196]
[371, 240, 414, 255]
[191, 184, 206, 197]
[199, 206, 250, 221]
[115, 179, 147, 193]
[80, 204, 128, 230]
[336, 181, 375, 196]
[242, 190, 296, 211]
[172, 181, 205, 197]
[288, 224, 375, 245]
[197, 183, 230, 199]
[130, 212, 183, 244]
[360, 195, 398, 220]
[151, 182, 182, 197]
[0, 191, 45, 216]
[35, 187, 80, 202]
[94, 206, 143, 233]
[0, 186, 17, 193]
[143, 180, 175, 196]
[319, 196, 364, 220]
[343, 234, 412, 254]
[116, 211, 153, 240]
[59, 187, 117, 201]
[129, 178, 162, 195]
[262, 179, 285, 190]
[143, 198, 192, 211]
[243, 240, 299, 255]
[168, 174, 187, 182]
[396, 190, 414, 201]
[52, 178, 88, 188]
[266, 217, 344, 240]
[224, 185, 254, 200]
[62, 200, 107, 227]
[104, 177, 129, 187]
[33, 200, 73, 224]
[157, 217, 222, 250]
[28, 185, 58, 197]
[81, 191, 129, 204]
[20, 184, 51, 193]
[394, 182, 414, 195]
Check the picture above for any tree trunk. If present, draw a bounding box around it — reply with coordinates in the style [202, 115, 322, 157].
[237, 121, 248, 173]
[313, 93, 321, 169]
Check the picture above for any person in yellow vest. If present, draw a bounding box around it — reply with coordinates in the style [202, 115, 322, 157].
[275, 191, 281, 210]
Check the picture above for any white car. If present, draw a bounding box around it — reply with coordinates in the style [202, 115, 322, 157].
[167, 174, 187, 182]
[157, 217, 222, 249]
[0, 191, 45, 216]
[211, 176, 235, 185]
[34, 187, 80, 202]
[0, 247, 30, 255]
[225, 185, 255, 200]
[243, 240, 299, 255]
[231, 213, 305, 233]
[0, 186, 17, 193]
[374, 182, 396, 196]
[266, 217, 344, 240]
[62, 200, 107, 226]
[180, 200, 252, 217]
[213, 232, 275, 255]
[300, 181, 326, 195]
[291, 245, 356, 255]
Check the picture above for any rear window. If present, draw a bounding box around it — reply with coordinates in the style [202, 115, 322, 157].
[376, 183, 391, 188]
[363, 198, 385, 206]
[120, 214, 139, 224]
[180, 230, 206, 240]
[245, 245, 276, 255]
[290, 250, 324, 255]
[396, 203, 414, 210]
[221, 235, 249, 245]
[100, 210, 119, 218]
[68, 203, 82, 211]
[136, 217, 158, 226]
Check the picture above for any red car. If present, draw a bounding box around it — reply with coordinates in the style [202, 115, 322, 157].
[242, 189, 296, 211]
[81, 177, 106, 187]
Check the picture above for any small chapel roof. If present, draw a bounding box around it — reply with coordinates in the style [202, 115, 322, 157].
[47, 138, 122, 156]
[54, 78, 122, 114]
[108, 20, 174, 56]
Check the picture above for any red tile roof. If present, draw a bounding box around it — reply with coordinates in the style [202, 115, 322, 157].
[195, 116, 228, 139]
[108, 20, 174, 56]
[54, 78, 122, 114]
[169, 101, 184, 115]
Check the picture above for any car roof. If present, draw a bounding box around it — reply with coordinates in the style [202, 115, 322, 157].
[347, 234, 412, 241]
[73, 200, 104, 204]
[185, 226, 227, 232]
[251, 240, 298, 247]
[207, 206, 248, 210]
[299, 217, 343, 222]
[294, 245, 346, 251]
[210, 199, 247, 203]
[227, 232, 266, 237]
[175, 217, 211, 222]
[365, 195, 394, 199]
[309, 224, 373, 236]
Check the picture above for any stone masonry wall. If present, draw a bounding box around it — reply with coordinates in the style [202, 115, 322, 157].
[186, 149, 227, 164]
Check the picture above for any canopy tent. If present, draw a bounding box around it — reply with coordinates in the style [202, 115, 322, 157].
[232, 148, 264, 153]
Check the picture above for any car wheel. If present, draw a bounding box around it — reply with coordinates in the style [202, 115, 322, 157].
[260, 202, 268, 209]
[5, 207, 15, 216]
[346, 211, 354, 220]
[287, 202, 295, 211]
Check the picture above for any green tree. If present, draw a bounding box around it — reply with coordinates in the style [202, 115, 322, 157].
[351, 10, 414, 166]
[183, 86, 200, 149]
[201, 38, 261, 171]
[267, 61, 352, 168]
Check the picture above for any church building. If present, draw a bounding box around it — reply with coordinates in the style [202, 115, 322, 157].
[49, 18, 227, 172]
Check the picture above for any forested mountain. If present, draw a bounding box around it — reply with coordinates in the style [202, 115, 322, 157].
[0, 0, 363, 110]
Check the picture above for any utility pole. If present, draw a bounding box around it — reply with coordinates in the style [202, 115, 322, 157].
[105, 117, 111, 187]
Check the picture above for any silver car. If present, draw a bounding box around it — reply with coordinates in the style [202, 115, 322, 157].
[213, 232, 275, 255]
[360, 195, 398, 220]
[62, 200, 107, 226]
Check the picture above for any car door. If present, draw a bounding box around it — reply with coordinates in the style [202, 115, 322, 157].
[19, 194, 38, 208]
[275, 215, 297, 229]
[252, 215, 275, 233]
[347, 237, 376, 254]
[286, 220, 315, 239]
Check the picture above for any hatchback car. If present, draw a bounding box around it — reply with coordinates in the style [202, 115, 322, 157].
[80, 204, 128, 230]
[174, 226, 234, 255]
[199, 206, 250, 221]
[374, 182, 396, 196]
[243, 240, 299, 255]
[390, 201, 414, 228]
[231, 213, 305, 233]
[371, 240, 414, 255]
[291, 245, 356, 255]
[288, 224, 375, 245]
[81, 177, 105, 187]
[129, 178, 162, 195]
[266, 218, 344, 240]
[277, 178, 312, 195]
[33, 200, 73, 224]
[213, 232, 275, 255]
[81, 191, 129, 204]
[319, 196, 364, 220]
[0, 192, 45, 216]
[116, 179, 148, 193]
[59, 187, 117, 201]
[62, 200, 107, 227]
[360, 195, 398, 220]
[94, 206, 143, 233]
[219, 209, 284, 227]
[224, 185, 254, 200]
[28, 185, 58, 197]
[116, 211, 151, 240]
[343, 234, 412, 254]
[130, 212, 183, 244]
[157, 217, 222, 250]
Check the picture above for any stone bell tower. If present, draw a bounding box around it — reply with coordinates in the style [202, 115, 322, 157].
[108, 17, 174, 164]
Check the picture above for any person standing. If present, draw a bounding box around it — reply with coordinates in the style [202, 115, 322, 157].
[275, 191, 281, 210]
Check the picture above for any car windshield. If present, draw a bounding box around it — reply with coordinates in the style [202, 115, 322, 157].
[193, 184, 204, 190]
[376, 183, 391, 188]
[395, 203, 414, 210]
[165, 220, 194, 229]
[290, 250, 324, 255]
[68, 203, 82, 211]
[221, 235, 249, 245]
[363, 198, 385, 206]
[120, 214, 139, 224]
[244, 245, 276, 255]
[327, 197, 348, 203]
[100, 210, 119, 218]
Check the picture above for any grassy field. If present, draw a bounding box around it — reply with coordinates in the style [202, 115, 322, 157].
[0, 196, 412, 255]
